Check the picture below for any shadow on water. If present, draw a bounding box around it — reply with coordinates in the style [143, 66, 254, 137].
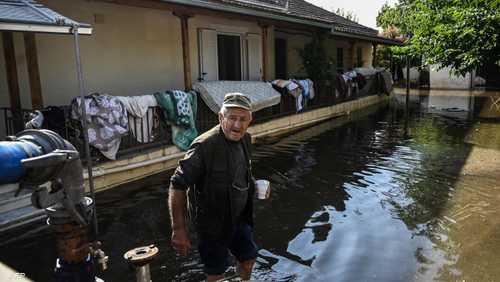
[248, 100, 478, 281]
[1, 90, 500, 281]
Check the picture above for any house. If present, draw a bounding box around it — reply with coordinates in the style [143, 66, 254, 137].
[0, 0, 400, 192]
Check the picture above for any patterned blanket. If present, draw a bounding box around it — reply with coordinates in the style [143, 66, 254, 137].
[154, 90, 198, 151]
[71, 93, 128, 160]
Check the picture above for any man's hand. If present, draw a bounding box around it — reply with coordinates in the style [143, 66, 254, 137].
[171, 228, 191, 256]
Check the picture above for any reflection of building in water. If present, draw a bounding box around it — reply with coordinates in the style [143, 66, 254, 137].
[393, 88, 500, 120]
[407, 89, 474, 119]
[427, 92, 473, 112]
[421, 89, 500, 120]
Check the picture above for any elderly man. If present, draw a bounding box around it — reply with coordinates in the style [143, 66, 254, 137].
[169, 93, 258, 281]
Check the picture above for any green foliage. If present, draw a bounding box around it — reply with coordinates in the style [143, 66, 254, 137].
[298, 33, 334, 81]
[375, 45, 392, 69]
[377, 0, 500, 75]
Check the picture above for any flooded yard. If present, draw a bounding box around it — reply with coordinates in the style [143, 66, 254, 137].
[1, 91, 500, 281]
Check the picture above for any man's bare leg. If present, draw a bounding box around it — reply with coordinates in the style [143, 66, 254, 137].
[237, 259, 256, 281]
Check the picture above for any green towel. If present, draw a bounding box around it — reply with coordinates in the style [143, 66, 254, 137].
[154, 90, 198, 151]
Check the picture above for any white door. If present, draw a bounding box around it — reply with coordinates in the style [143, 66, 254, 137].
[246, 33, 262, 81]
[198, 29, 218, 81]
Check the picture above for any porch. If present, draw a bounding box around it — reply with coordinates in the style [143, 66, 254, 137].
[0, 0, 399, 192]
[1, 71, 385, 165]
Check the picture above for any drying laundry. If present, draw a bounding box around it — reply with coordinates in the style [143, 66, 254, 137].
[154, 90, 198, 151]
[116, 95, 157, 143]
[294, 79, 315, 100]
[71, 93, 128, 160]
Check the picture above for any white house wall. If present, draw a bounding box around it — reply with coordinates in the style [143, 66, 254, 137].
[0, 0, 185, 108]
[333, 39, 373, 70]
[1, 0, 378, 112]
[274, 30, 312, 78]
[430, 65, 472, 89]
[0, 34, 34, 109]
[359, 42, 373, 68]
[187, 15, 273, 83]
[0, 33, 34, 139]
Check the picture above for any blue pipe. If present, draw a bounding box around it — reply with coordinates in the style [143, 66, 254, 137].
[0, 141, 43, 184]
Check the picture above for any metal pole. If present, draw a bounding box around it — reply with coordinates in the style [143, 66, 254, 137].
[73, 25, 98, 238]
[135, 265, 152, 282]
[405, 55, 410, 111]
[404, 54, 410, 138]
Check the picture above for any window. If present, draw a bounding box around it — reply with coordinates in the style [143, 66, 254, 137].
[336, 47, 344, 73]
[275, 38, 287, 79]
[198, 29, 261, 81]
[217, 34, 242, 81]
[356, 47, 363, 67]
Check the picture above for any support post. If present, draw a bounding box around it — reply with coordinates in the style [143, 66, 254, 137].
[174, 12, 192, 90]
[390, 52, 393, 79]
[406, 55, 410, 110]
[372, 43, 378, 68]
[24, 32, 44, 109]
[260, 24, 268, 81]
[2, 32, 24, 133]
[349, 41, 355, 69]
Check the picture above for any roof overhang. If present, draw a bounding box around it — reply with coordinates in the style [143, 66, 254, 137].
[0, 22, 92, 35]
[161, 0, 332, 29]
[330, 29, 404, 46]
[163, 0, 400, 45]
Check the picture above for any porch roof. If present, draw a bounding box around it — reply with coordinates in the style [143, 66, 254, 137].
[162, 0, 402, 45]
[0, 0, 92, 34]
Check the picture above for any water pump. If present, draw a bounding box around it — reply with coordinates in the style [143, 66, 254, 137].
[0, 129, 106, 282]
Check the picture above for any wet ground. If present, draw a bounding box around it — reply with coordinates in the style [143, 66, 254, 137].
[1, 90, 500, 281]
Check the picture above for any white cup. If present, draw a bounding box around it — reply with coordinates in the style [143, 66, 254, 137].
[255, 179, 270, 199]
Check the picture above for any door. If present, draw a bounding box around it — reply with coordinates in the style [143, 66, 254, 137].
[246, 33, 262, 81]
[275, 38, 287, 79]
[198, 29, 218, 81]
[217, 34, 242, 81]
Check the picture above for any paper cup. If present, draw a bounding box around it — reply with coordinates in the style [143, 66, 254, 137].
[255, 179, 270, 199]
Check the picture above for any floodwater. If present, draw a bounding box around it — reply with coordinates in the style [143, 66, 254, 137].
[1, 90, 500, 281]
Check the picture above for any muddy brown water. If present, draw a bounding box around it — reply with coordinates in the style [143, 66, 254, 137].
[1, 91, 500, 281]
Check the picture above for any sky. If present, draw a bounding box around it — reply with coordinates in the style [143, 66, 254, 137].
[305, 0, 397, 30]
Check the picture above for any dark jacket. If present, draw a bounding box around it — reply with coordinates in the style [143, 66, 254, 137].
[186, 125, 254, 240]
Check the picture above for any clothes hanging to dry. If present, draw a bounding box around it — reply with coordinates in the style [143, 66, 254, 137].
[71, 93, 128, 160]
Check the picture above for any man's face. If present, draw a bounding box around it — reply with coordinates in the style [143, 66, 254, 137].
[219, 107, 252, 141]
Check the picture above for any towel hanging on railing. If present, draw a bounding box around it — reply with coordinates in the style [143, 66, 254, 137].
[154, 90, 198, 151]
[116, 95, 157, 143]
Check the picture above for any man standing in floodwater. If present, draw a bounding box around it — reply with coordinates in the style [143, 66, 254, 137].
[169, 93, 258, 281]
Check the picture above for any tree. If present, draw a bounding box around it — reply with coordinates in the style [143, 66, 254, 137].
[335, 8, 359, 23]
[377, 0, 500, 75]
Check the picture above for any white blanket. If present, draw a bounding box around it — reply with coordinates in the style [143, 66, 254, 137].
[116, 95, 157, 143]
[193, 81, 281, 113]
